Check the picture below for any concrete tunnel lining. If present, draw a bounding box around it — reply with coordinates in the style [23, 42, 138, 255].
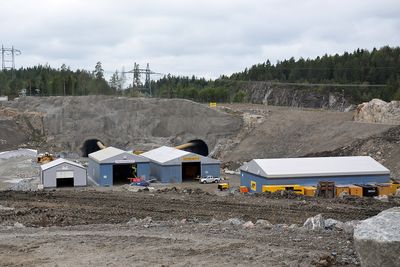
[179, 139, 209, 156]
[81, 139, 104, 157]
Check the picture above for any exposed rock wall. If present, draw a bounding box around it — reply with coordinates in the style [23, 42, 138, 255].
[2, 96, 242, 155]
[354, 99, 400, 124]
[243, 82, 352, 110]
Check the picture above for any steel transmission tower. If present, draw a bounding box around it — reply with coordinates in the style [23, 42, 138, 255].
[125, 62, 161, 96]
[1, 45, 21, 70]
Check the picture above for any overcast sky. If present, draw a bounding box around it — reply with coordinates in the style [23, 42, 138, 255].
[1, 0, 399, 80]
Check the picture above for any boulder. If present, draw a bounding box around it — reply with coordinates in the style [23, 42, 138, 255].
[354, 207, 400, 267]
[303, 214, 325, 230]
[255, 219, 273, 229]
[324, 218, 340, 229]
[243, 221, 255, 229]
[224, 218, 244, 226]
[354, 99, 400, 124]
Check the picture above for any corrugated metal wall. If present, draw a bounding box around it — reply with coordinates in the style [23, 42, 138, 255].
[240, 170, 391, 193]
[137, 162, 150, 179]
[201, 163, 220, 178]
[42, 163, 87, 188]
[89, 161, 151, 186]
[99, 164, 113, 186]
[161, 165, 181, 183]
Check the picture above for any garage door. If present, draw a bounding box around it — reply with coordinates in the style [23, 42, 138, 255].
[56, 171, 74, 178]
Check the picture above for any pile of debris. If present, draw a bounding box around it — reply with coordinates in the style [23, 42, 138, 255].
[156, 187, 210, 195]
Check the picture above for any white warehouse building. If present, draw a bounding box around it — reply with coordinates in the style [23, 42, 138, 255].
[40, 158, 87, 188]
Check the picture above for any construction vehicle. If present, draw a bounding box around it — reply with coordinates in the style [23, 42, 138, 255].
[37, 152, 55, 164]
[218, 183, 230, 191]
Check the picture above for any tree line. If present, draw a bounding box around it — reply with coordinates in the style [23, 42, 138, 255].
[151, 46, 400, 103]
[0, 62, 113, 97]
[0, 46, 399, 103]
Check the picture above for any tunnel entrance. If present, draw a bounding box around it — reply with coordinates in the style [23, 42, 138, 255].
[179, 139, 209, 156]
[182, 162, 201, 182]
[81, 139, 104, 157]
[113, 164, 136, 185]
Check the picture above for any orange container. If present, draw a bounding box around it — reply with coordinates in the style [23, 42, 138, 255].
[349, 185, 363, 197]
[240, 186, 249, 193]
[335, 185, 350, 197]
[377, 183, 392, 196]
[303, 186, 316, 197]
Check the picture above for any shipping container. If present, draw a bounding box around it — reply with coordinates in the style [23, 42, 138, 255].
[376, 183, 392, 196]
[262, 185, 304, 195]
[356, 184, 378, 197]
[303, 186, 316, 196]
[349, 185, 363, 197]
[335, 185, 350, 197]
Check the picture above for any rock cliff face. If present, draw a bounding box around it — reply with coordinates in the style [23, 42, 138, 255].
[243, 82, 352, 110]
[354, 99, 400, 124]
[2, 96, 243, 155]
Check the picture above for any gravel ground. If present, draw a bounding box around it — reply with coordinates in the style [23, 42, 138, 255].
[0, 189, 399, 267]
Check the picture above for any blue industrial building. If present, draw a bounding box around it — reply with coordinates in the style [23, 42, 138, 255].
[141, 146, 220, 183]
[240, 156, 390, 193]
[88, 147, 150, 186]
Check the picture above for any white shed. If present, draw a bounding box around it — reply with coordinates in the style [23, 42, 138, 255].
[40, 158, 87, 188]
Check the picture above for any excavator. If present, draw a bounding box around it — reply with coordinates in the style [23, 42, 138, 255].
[37, 152, 55, 164]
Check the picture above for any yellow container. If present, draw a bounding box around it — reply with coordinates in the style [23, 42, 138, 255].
[335, 185, 350, 197]
[262, 185, 304, 195]
[303, 186, 316, 197]
[390, 183, 400, 195]
[349, 185, 363, 197]
[377, 183, 392, 196]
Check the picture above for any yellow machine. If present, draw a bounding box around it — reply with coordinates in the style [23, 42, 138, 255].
[37, 152, 55, 164]
[262, 185, 304, 195]
[218, 183, 230, 191]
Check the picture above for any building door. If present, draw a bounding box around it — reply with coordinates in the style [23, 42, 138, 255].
[56, 170, 74, 187]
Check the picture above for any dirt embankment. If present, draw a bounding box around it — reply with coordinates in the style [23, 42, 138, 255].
[216, 104, 394, 169]
[307, 126, 400, 179]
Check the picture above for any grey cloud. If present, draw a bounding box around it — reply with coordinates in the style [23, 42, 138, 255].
[0, 0, 399, 78]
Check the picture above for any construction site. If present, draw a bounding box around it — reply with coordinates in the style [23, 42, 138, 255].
[1, 96, 400, 266]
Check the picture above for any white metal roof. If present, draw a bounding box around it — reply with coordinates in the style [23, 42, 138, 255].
[141, 146, 190, 164]
[88, 147, 125, 162]
[41, 158, 85, 171]
[241, 156, 390, 178]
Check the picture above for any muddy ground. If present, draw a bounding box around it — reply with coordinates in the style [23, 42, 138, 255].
[0, 189, 399, 266]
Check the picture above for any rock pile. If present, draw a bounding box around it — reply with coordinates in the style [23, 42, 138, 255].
[354, 99, 400, 124]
